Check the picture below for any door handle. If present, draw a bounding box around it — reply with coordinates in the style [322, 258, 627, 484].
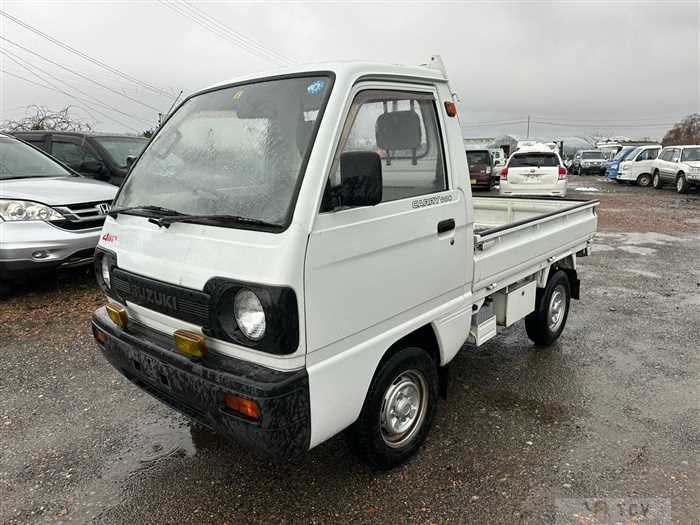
[437, 218, 455, 234]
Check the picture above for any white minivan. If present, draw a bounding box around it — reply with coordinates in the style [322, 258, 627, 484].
[499, 147, 568, 197]
[616, 144, 661, 187]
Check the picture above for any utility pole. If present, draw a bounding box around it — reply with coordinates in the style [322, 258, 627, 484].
[526, 115, 530, 138]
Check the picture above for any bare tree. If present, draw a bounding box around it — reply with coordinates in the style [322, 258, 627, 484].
[662, 113, 700, 147]
[1, 105, 93, 133]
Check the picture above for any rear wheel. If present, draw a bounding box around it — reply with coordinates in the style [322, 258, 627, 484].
[637, 173, 652, 187]
[348, 346, 438, 469]
[652, 170, 663, 189]
[676, 174, 689, 194]
[525, 270, 571, 346]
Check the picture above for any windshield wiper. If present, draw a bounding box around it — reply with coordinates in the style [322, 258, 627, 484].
[148, 214, 281, 230]
[108, 205, 185, 219]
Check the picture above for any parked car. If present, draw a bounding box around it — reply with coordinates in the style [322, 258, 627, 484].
[12, 131, 147, 186]
[605, 146, 637, 180]
[571, 149, 606, 176]
[499, 147, 568, 197]
[90, 59, 598, 468]
[0, 133, 117, 296]
[651, 145, 700, 193]
[615, 144, 662, 186]
[466, 148, 495, 189]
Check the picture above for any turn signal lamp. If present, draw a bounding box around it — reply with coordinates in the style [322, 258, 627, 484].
[106, 304, 128, 328]
[224, 393, 260, 419]
[173, 329, 207, 359]
[444, 101, 457, 117]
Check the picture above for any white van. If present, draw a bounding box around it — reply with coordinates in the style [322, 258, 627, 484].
[91, 59, 597, 468]
[499, 147, 568, 197]
[616, 144, 662, 186]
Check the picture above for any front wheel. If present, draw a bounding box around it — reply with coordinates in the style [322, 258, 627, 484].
[637, 173, 652, 187]
[652, 171, 663, 189]
[525, 270, 571, 346]
[347, 347, 438, 469]
[676, 174, 689, 194]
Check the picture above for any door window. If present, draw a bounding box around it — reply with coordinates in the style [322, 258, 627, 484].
[324, 90, 446, 210]
[51, 140, 99, 169]
[659, 149, 673, 161]
[670, 149, 681, 163]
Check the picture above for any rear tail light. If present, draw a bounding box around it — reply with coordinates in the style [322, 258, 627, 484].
[558, 166, 567, 179]
[500, 167, 508, 180]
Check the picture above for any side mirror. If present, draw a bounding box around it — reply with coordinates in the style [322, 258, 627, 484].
[126, 155, 137, 168]
[80, 159, 104, 174]
[337, 151, 382, 207]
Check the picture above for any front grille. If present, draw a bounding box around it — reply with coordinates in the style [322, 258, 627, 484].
[51, 200, 110, 231]
[111, 268, 211, 326]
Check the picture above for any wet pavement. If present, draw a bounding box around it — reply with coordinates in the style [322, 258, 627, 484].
[1, 178, 698, 524]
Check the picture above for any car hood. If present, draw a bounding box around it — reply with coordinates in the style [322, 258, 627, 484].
[684, 160, 700, 168]
[0, 176, 117, 205]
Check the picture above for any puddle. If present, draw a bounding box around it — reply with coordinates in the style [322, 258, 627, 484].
[593, 231, 693, 256]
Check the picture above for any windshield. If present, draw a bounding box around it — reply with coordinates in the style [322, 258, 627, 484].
[0, 137, 72, 180]
[681, 147, 700, 162]
[613, 147, 635, 161]
[94, 136, 147, 168]
[625, 147, 642, 160]
[582, 151, 604, 159]
[114, 75, 332, 228]
[467, 151, 490, 165]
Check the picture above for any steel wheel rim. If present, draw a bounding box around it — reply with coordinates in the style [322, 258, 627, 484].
[640, 175, 650, 186]
[380, 369, 428, 448]
[547, 285, 566, 332]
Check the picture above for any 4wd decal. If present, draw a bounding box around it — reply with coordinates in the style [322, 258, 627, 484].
[101, 233, 118, 242]
[411, 194, 454, 209]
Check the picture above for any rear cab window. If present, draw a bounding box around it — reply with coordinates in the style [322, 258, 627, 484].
[466, 150, 490, 165]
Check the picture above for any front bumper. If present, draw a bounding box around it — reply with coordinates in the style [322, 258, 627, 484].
[580, 164, 605, 174]
[91, 308, 310, 460]
[0, 221, 101, 279]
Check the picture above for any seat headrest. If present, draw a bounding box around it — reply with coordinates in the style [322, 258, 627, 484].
[375, 110, 422, 152]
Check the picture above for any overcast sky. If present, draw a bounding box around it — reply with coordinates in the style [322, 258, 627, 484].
[1, 1, 698, 141]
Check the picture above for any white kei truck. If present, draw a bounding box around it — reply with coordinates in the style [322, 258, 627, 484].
[91, 57, 599, 468]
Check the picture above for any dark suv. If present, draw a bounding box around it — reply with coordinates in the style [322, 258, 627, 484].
[12, 131, 147, 186]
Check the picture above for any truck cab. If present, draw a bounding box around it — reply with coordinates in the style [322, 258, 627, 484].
[92, 59, 598, 468]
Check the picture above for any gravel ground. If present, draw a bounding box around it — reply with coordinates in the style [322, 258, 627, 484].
[1, 178, 698, 524]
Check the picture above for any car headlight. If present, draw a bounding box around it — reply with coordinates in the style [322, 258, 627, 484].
[233, 289, 266, 341]
[0, 199, 64, 222]
[621, 164, 629, 171]
[94, 250, 117, 295]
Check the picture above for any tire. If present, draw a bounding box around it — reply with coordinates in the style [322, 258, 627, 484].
[347, 346, 438, 469]
[676, 173, 689, 194]
[637, 173, 652, 187]
[0, 280, 11, 299]
[525, 270, 571, 346]
[652, 170, 663, 189]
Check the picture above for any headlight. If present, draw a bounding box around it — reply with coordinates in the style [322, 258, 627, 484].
[621, 164, 629, 171]
[233, 289, 266, 341]
[0, 199, 64, 222]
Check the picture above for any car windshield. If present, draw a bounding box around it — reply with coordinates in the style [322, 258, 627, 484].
[613, 147, 634, 161]
[625, 147, 643, 160]
[582, 151, 604, 159]
[94, 136, 148, 168]
[467, 151, 490, 165]
[681, 147, 700, 162]
[114, 75, 331, 228]
[0, 136, 73, 180]
[509, 152, 559, 167]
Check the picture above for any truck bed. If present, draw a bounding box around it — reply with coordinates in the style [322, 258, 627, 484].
[471, 196, 599, 296]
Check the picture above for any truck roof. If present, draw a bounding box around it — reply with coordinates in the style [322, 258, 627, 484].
[197, 60, 449, 96]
